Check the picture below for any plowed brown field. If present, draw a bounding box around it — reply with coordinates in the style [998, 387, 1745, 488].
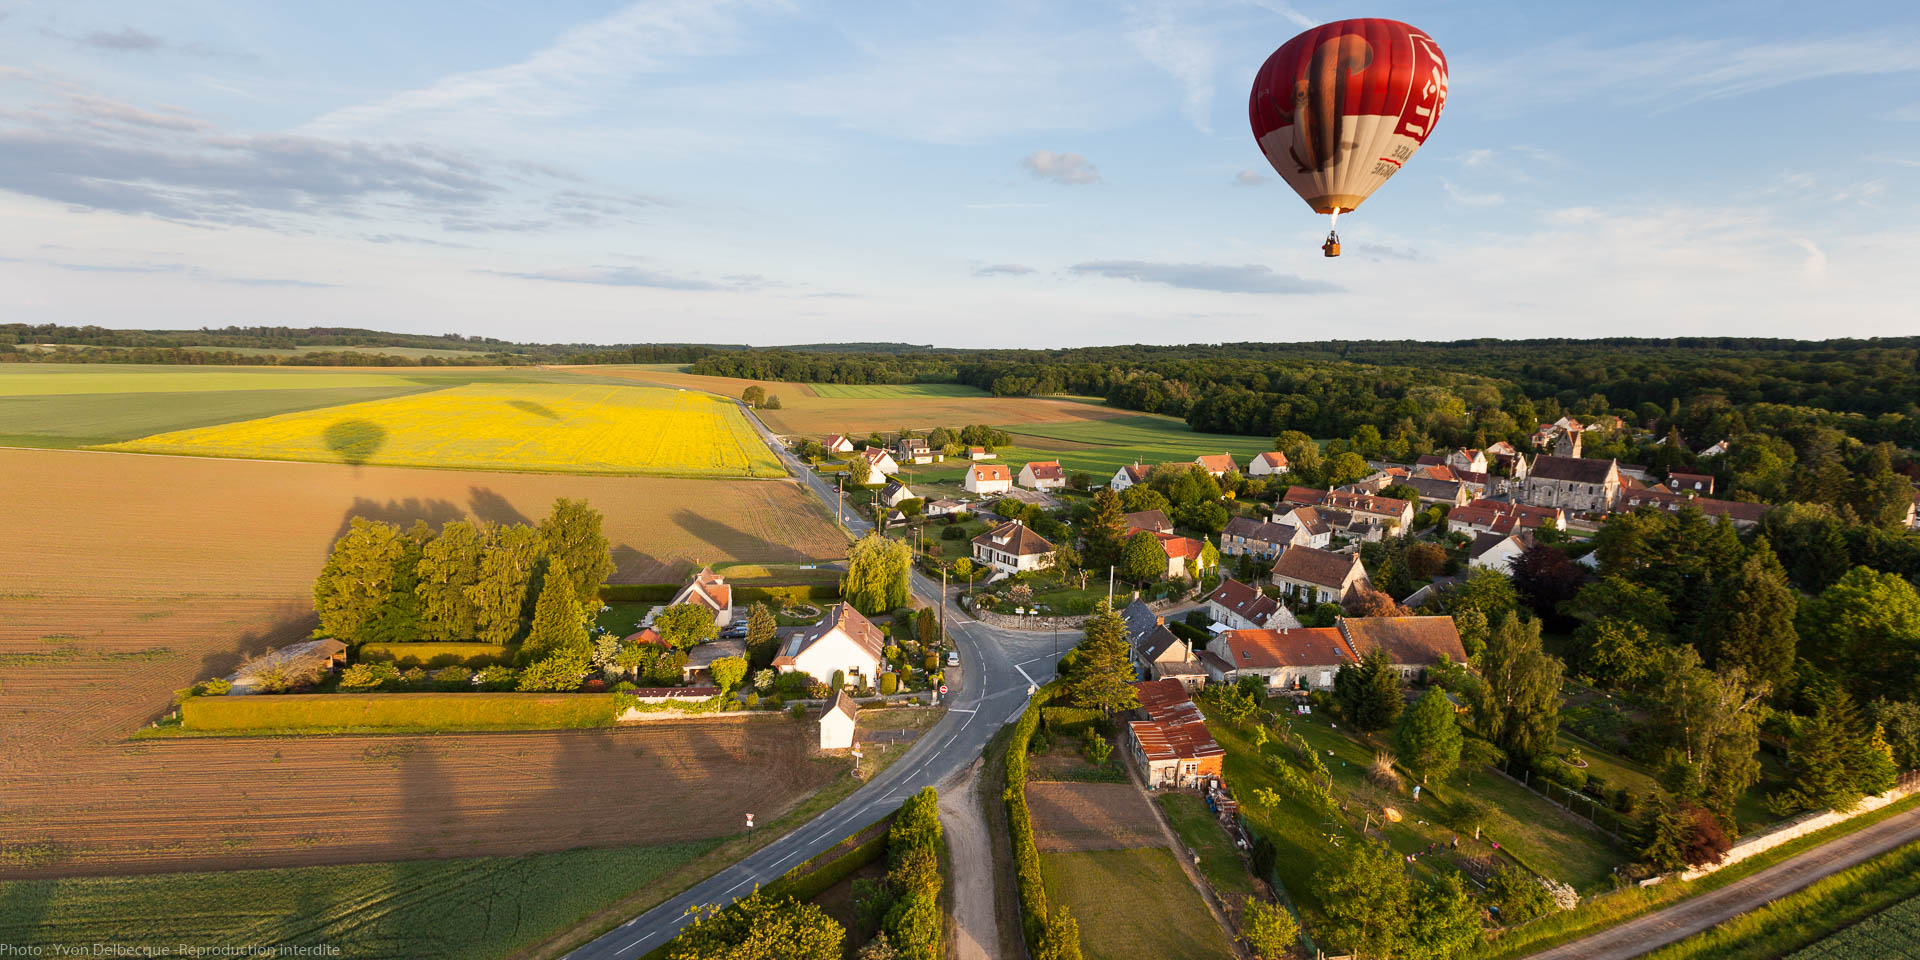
[0, 447, 846, 877]
[1026, 782, 1163, 853]
[571, 365, 1132, 438]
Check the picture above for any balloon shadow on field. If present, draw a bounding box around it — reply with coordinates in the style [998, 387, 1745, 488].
[666, 508, 795, 578]
[506, 399, 562, 421]
[322, 419, 387, 466]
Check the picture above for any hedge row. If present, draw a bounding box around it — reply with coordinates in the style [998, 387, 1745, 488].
[884, 787, 945, 960]
[356, 642, 509, 668]
[761, 820, 892, 904]
[181, 692, 624, 731]
[1005, 684, 1083, 959]
[597, 583, 841, 604]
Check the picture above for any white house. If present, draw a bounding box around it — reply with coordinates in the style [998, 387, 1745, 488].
[1445, 448, 1490, 474]
[1468, 531, 1530, 573]
[774, 603, 887, 687]
[963, 463, 1013, 495]
[1247, 452, 1289, 477]
[971, 519, 1055, 576]
[1110, 463, 1151, 491]
[1270, 546, 1370, 604]
[819, 689, 859, 750]
[895, 437, 935, 464]
[880, 479, 916, 508]
[824, 434, 854, 454]
[967, 446, 997, 460]
[1697, 439, 1730, 458]
[858, 448, 900, 478]
[1018, 460, 1067, 491]
[670, 567, 734, 629]
[1194, 453, 1239, 478]
[1202, 578, 1300, 630]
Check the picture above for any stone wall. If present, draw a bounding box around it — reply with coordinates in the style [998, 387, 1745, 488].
[1679, 772, 1920, 881]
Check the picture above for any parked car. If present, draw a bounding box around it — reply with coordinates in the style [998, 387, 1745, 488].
[945, 651, 960, 667]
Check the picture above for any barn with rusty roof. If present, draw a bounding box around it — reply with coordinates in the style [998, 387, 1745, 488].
[1126, 678, 1224, 789]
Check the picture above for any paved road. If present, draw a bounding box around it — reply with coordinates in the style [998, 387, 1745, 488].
[565, 414, 1065, 960]
[1526, 804, 1920, 960]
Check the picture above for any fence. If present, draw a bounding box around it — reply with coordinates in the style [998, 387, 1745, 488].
[1679, 771, 1920, 881]
[1493, 760, 1630, 842]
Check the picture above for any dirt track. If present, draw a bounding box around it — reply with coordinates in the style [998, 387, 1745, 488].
[940, 760, 998, 960]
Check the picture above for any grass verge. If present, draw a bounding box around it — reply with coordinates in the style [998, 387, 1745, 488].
[1038, 848, 1235, 960]
[1641, 839, 1920, 960]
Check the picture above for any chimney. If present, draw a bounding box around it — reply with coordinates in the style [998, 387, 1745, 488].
[1155, 616, 1165, 626]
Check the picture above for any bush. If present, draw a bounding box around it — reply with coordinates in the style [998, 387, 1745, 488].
[1484, 867, 1555, 926]
[475, 665, 518, 691]
[613, 680, 638, 693]
[399, 667, 428, 690]
[429, 666, 471, 691]
[339, 661, 402, 692]
[1534, 756, 1589, 793]
[880, 672, 899, 695]
[742, 692, 759, 707]
[357, 642, 509, 669]
[941, 525, 965, 540]
[193, 678, 233, 697]
[790, 703, 808, 720]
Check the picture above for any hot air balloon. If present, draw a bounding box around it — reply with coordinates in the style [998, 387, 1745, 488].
[1249, 19, 1449, 257]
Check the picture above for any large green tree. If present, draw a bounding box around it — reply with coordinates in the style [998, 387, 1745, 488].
[1066, 601, 1140, 715]
[313, 517, 411, 643]
[519, 557, 590, 667]
[1082, 487, 1130, 570]
[469, 524, 545, 645]
[1777, 687, 1900, 814]
[1334, 648, 1404, 732]
[1798, 566, 1920, 699]
[1474, 614, 1564, 763]
[1650, 645, 1765, 818]
[539, 498, 615, 608]
[1120, 530, 1166, 584]
[1701, 538, 1799, 693]
[1406, 872, 1483, 960]
[1315, 839, 1410, 958]
[666, 891, 845, 960]
[415, 519, 486, 642]
[844, 532, 912, 614]
[1396, 687, 1463, 784]
[655, 603, 720, 650]
[745, 602, 780, 668]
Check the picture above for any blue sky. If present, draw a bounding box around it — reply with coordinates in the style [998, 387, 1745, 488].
[2, 0, 1916, 347]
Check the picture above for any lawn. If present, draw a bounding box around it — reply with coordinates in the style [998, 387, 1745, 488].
[0, 840, 718, 959]
[1039, 848, 1235, 960]
[1157, 792, 1256, 904]
[102, 382, 787, 477]
[807, 383, 988, 399]
[597, 601, 655, 636]
[992, 415, 1273, 479]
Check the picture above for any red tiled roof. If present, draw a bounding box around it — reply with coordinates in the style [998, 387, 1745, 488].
[1157, 533, 1206, 561]
[1195, 453, 1238, 473]
[1117, 464, 1151, 482]
[1024, 460, 1065, 480]
[1254, 452, 1288, 469]
[1218, 627, 1355, 669]
[1282, 486, 1410, 519]
[1339, 616, 1467, 667]
[969, 463, 1010, 482]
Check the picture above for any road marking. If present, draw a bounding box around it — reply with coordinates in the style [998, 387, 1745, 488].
[1012, 661, 1036, 685]
[947, 708, 976, 713]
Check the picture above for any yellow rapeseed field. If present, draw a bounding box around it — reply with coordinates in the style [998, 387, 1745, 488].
[100, 383, 788, 477]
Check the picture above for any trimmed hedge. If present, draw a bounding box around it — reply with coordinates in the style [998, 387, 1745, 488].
[1041, 706, 1104, 738]
[736, 584, 841, 604]
[761, 822, 892, 904]
[1007, 683, 1084, 959]
[885, 787, 946, 960]
[356, 642, 508, 669]
[181, 692, 623, 731]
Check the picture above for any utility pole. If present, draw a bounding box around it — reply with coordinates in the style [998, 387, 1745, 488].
[1108, 565, 1115, 605]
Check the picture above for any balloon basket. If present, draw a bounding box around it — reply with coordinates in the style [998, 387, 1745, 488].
[1322, 233, 1341, 258]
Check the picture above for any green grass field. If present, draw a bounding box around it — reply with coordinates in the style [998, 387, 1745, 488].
[1638, 840, 1920, 960]
[1039, 848, 1235, 960]
[0, 365, 602, 448]
[992, 415, 1273, 479]
[0, 840, 717, 959]
[807, 383, 988, 399]
[100, 381, 787, 477]
[1157, 792, 1256, 904]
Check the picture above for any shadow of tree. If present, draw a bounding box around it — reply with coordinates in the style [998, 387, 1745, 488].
[331, 497, 465, 543]
[323, 419, 387, 466]
[506, 399, 562, 420]
[467, 487, 531, 529]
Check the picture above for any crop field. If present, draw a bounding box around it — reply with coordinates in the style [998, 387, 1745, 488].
[1789, 893, 1920, 959]
[0, 364, 604, 448]
[0, 839, 717, 958]
[993, 415, 1274, 479]
[1040, 849, 1235, 960]
[102, 382, 786, 477]
[576, 364, 1137, 438]
[1026, 782, 1164, 852]
[2, 718, 837, 878]
[0, 446, 846, 875]
[807, 383, 987, 399]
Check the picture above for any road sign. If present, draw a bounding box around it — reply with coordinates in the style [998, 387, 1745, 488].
[939, 685, 948, 695]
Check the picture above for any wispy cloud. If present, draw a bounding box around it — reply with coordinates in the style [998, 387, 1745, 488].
[1791, 238, 1828, 281]
[480, 264, 774, 291]
[1442, 180, 1506, 207]
[49, 26, 246, 59]
[1125, 0, 1217, 132]
[974, 263, 1035, 276]
[1069, 259, 1340, 294]
[1234, 169, 1267, 186]
[1243, 0, 1316, 29]
[1023, 150, 1100, 185]
[26, 256, 335, 287]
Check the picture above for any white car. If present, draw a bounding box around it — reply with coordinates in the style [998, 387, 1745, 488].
[945, 651, 960, 667]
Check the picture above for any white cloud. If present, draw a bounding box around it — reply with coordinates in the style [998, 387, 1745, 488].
[1125, 0, 1218, 132]
[974, 263, 1035, 276]
[1069, 259, 1340, 294]
[480, 264, 778, 292]
[1234, 169, 1267, 186]
[1441, 180, 1505, 207]
[1792, 238, 1828, 281]
[1241, 0, 1315, 28]
[1022, 151, 1100, 185]
[1458, 149, 1497, 168]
